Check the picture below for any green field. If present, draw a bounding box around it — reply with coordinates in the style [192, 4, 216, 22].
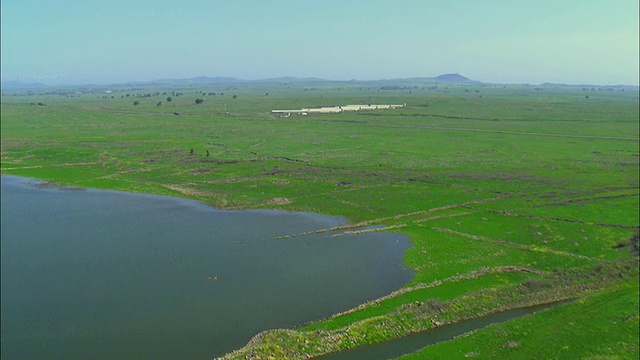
[1, 81, 638, 359]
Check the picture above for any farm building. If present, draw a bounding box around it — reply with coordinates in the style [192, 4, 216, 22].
[271, 104, 405, 116]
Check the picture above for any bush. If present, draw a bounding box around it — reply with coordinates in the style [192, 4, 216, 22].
[521, 278, 553, 292]
[631, 233, 639, 256]
[424, 299, 446, 313]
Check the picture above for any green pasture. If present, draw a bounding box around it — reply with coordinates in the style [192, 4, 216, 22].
[1, 82, 638, 359]
[400, 277, 639, 360]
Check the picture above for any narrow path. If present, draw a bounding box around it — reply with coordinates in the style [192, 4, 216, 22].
[431, 227, 595, 260]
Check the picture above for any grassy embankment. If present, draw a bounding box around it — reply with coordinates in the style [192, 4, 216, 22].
[1, 82, 638, 359]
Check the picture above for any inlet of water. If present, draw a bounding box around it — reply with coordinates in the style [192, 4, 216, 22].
[317, 302, 564, 360]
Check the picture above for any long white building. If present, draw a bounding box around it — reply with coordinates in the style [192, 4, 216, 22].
[271, 103, 406, 116]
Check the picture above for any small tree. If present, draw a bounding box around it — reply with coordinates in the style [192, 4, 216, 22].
[133, 101, 140, 106]
[195, 98, 204, 104]
[156, 101, 162, 107]
[166, 96, 172, 102]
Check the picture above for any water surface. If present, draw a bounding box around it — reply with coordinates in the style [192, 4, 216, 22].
[1, 175, 412, 359]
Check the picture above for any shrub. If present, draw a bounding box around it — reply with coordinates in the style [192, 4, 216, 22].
[631, 233, 639, 256]
[521, 278, 553, 292]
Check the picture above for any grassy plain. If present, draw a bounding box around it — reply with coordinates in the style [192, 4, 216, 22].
[1, 81, 638, 359]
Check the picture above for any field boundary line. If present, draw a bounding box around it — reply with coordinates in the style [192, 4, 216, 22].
[528, 193, 640, 208]
[432, 227, 596, 260]
[2, 161, 101, 171]
[322, 266, 544, 320]
[493, 210, 640, 230]
[275, 196, 508, 239]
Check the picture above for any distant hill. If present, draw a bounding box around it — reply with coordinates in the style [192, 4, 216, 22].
[537, 82, 639, 91]
[1, 80, 46, 90]
[257, 77, 326, 84]
[434, 73, 475, 83]
[2, 74, 637, 91]
[146, 76, 244, 85]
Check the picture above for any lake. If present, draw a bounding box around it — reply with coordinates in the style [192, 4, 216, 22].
[0, 175, 412, 359]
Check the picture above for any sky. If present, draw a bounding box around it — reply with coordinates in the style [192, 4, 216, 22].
[1, 0, 638, 85]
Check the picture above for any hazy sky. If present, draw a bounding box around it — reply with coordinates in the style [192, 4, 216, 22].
[1, 0, 638, 85]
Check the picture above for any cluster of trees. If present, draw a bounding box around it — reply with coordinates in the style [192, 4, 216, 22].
[582, 87, 618, 92]
[123, 92, 165, 99]
[133, 96, 208, 106]
[127, 90, 241, 106]
[195, 90, 224, 96]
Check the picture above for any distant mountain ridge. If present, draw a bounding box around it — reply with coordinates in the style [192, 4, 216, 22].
[2, 74, 637, 90]
[148, 76, 243, 85]
[120, 73, 485, 86]
[1, 80, 47, 89]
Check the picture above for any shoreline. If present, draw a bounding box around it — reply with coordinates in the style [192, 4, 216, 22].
[1, 172, 419, 356]
[0, 174, 357, 224]
[219, 266, 636, 359]
[1, 172, 416, 359]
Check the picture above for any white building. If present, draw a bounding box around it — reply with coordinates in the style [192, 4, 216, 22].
[271, 103, 405, 116]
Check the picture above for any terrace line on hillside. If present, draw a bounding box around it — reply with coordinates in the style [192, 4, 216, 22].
[271, 104, 406, 116]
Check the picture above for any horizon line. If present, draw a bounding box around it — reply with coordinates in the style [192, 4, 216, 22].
[1, 74, 639, 89]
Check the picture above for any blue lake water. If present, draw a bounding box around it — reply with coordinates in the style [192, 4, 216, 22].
[0, 175, 413, 359]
